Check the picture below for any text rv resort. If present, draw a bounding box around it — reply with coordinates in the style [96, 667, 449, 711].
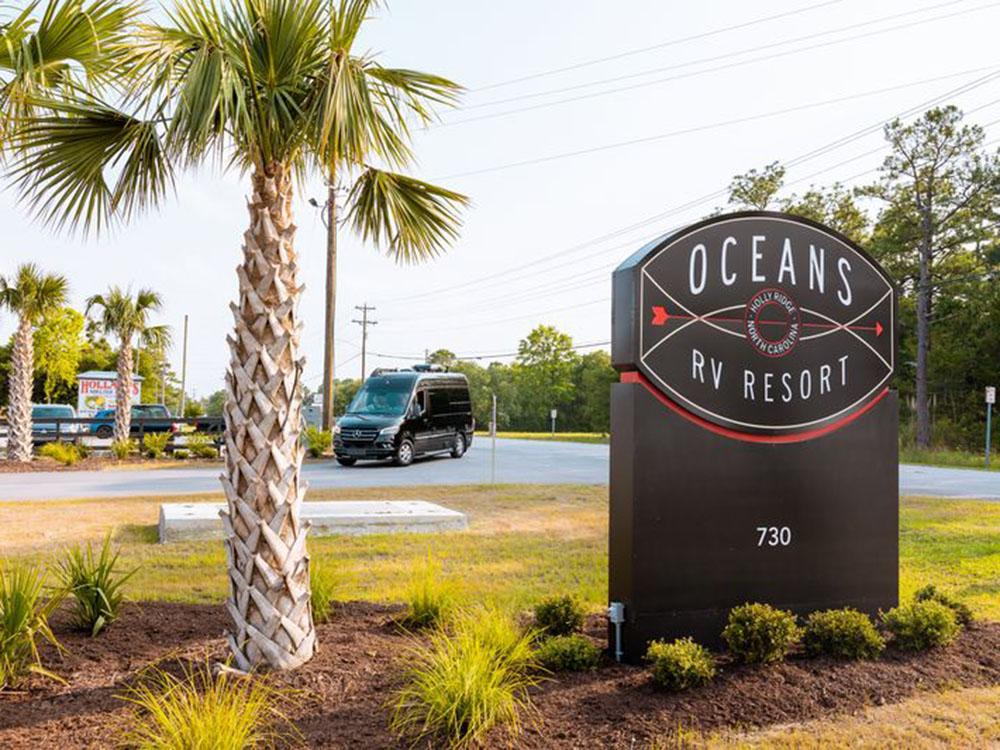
[634, 214, 894, 437]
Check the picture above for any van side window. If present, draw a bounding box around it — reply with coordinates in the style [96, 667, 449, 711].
[429, 388, 449, 415]
[414, 390, 426, 415]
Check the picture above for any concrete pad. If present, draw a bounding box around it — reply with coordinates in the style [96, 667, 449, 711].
[158, 500, 468, 543]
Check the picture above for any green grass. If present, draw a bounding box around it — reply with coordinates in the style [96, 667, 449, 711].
[899, 445, 997, 471]
[482, 431, 609, 444]
[1, 486, 997, 622]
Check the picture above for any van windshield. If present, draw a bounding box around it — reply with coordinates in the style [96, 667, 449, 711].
[346, 376, 415, 416]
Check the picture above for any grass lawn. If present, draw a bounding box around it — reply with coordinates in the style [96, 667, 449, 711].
[483, 431, 609, 444]
[1, 484, 997, 619]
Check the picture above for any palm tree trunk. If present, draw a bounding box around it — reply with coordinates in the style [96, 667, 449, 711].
[7, 316, 34, 462]
[221, 163, 315, 671]
[114, 342, 134, 444]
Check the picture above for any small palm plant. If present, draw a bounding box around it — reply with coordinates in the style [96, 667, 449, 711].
[86, 287, 170, 444]
[0, 563, 65, 689]
[0, 264, 68, 462]
[12, 0, 467, 671]
[55, 533, 136, 636]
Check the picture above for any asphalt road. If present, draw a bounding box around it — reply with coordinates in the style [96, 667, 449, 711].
[1, 437, 998, 501]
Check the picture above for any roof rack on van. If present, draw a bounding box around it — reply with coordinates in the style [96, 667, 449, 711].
[412, 364, 446, 373]
[369, 364, 450, 377]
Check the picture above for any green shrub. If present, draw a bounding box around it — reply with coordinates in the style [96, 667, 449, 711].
[0, 564, 65, 689]
[533, 595, 585, 636]
[646, 637, 716, 691]
[121, 662, 297, 748]
[802, 608, 885, 659]
[304, 426, 333, 458]
[390, 608, 539, 747]
[142, 431, 171, 459]
[535, 634, 600, 672]
[914, 584, 973, 626]
[173, 448, 191, 460]
[401, 555, 453, 629]
[111, 439, 136, 460]
[186, 433, 218, 459]
[38, 441, 82, 466]
[55, 533, 136, 636]
[722, 603, 802, 664]
[882, 600, 960, 651]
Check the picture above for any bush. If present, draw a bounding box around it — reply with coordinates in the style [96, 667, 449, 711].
[111, 439, 136, 460]
[914, 584, 973, 626]
[303, 426, 332, 458]
[401, 555, 453, 629]
[142, 431, 171, 459]
[38, 441, 82, 466]
[722, 603, 802, 664]
[882, 600, 961, 651]
[186, 433, 218, 459]
[390, 608, 539, 747]
[802, 608, 885, 659]
[0, 564, 64, 689]
[121, 662, 297, 748]
[646, 637, 716, 691]
[533, 595, 584, 637]
[55, 533, 136, 636]
[535, 634, 600, 672]
[173, 448, 191, 460]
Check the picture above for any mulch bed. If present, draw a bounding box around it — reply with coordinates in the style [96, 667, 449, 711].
[1, 602, 999, 748]
[0, 457, 222, 473]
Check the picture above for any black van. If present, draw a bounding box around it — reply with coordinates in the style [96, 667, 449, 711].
[332, 366, 474, 467]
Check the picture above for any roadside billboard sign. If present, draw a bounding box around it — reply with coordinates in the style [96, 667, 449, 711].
[77, 371, 143, 417]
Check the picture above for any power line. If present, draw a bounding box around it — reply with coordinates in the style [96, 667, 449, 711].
[470, 0, 845, 92]
[370, 340, 612, 362]
[436, 66, 1000, 180]
[441, 0, 997, 127]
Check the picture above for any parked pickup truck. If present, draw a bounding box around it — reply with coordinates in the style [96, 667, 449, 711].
[89, 404, 182, 439]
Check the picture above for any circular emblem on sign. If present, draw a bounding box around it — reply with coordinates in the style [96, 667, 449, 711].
[744, 288, 800, 358]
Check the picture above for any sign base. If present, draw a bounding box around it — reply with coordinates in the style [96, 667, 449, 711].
[609, 380, 898, 663]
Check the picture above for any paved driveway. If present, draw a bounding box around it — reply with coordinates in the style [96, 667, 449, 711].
[0, 438, 998, 501]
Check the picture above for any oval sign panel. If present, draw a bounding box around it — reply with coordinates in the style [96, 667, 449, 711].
[612, 212, 896, 441]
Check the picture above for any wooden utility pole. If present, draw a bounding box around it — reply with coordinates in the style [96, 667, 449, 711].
[321, 179, 338, 430]
[178, 314, 189, 417]
[352, 304, 377, 381]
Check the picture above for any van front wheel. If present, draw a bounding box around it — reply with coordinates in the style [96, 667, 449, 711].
[451, 433, 466, 458]
[394, 438, 414, 467]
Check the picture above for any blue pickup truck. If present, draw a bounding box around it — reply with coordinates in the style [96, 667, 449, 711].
[89, 404, 180, 439]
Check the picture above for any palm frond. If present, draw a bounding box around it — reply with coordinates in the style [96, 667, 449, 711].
[346, 167, 468, 263]
[0, 262, 69, 321]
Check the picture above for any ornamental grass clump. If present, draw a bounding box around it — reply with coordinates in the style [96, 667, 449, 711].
[0, 564, 64, 689]
[121, 662, 297, 749]
[913, 584, 974, 627]
[310, 561, 344, 624]
[55, 533, 136, 636]
[303, 426, 333, 458]
[803, 608, 885, 659]
[401, 554, 454, 629]
[645, 637, 716, 691]
[533, 594, 585, 636]
[536, 634, 601, 672]
[38, 441, 82, 466]
[111, 438, 136, 460]
[882, 600, 960, 651]
[142, 431, 171, 459]
[390, 608, 540, 748]
[722, 603, 802, 664]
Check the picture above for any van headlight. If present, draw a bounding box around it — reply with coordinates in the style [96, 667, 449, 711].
[332, 423, 341, 437]
[378, 425, 399, 437]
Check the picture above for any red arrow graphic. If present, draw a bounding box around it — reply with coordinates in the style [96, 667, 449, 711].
[651, 306, 884, 336]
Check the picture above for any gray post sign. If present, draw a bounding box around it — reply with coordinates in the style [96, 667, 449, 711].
[609, 211, 898, 662]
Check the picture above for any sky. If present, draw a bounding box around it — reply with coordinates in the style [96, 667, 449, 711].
[3, 0, 1000, 400]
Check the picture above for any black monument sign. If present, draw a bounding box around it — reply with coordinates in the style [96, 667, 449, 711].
[609, 211, 898, 662]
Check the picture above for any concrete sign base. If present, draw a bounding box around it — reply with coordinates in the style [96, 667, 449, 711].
[159, 500, 468, 543]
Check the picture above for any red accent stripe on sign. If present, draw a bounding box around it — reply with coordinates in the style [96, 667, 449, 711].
[619, 370, 888, 444]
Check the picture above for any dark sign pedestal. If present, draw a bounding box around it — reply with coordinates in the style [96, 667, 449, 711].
[609, 212, 900, 663]
[609, 379, 898, 661]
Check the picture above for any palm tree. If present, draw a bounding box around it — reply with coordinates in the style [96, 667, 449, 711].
[13, 0, 467, 671]
[1, 0, 137, 153]
[0, 265, 69, 462]
[86, 287, 170, 443]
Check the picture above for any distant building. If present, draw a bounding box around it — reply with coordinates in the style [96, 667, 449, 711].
[77, 371, 144, 417]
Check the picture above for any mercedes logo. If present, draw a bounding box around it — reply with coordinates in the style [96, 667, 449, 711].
[354, 429, 362, 438]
